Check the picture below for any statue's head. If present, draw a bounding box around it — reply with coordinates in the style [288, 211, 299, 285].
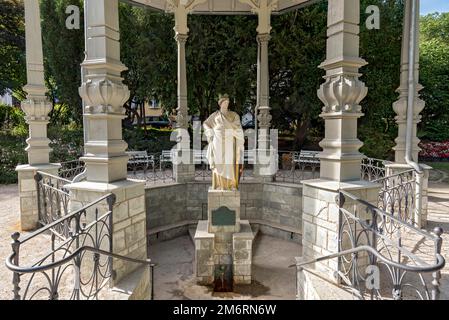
[218, 94, 230, 111]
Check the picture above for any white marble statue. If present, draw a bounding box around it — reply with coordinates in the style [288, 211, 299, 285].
[203, 94, 245, 190]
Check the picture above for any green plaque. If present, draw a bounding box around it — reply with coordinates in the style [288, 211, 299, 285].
[212, 206, 236, 226]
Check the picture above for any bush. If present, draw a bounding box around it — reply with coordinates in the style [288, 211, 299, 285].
[0, 132, 27, 184]
[419, 140, 449, 160]
[359, 126, 395, 160]
[124, 127, 176, 153]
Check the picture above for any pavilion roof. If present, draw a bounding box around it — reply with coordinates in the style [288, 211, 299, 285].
[125, 0, 318, 15]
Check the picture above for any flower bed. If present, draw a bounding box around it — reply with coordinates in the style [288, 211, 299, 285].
[419, 140, 449, 161]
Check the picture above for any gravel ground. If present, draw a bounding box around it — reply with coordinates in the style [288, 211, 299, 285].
[0, 184, 23, 300]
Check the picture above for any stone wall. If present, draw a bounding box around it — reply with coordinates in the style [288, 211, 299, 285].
[145, 181, 303, 243]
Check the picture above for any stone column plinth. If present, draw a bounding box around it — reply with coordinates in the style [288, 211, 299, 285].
[16, 164, 60, 231]
[301, 180, 379, 283]
[67, 180, 147, 284]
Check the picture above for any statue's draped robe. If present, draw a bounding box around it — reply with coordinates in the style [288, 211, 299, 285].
[204, 111, 245, 190]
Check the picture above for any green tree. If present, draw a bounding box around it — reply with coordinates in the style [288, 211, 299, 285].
[419, 12, 449, 141]
[40, 0, 84, 123]
[359, 0, 404, 159]
[0, 0, 26, 99]
[270, 2, 327, 149]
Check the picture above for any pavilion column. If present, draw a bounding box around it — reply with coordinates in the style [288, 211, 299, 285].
[257, 31, 272, 150]
[67, 0, 147, 284]
[241, 0, 277, 181]
[298, 0, 380, 297]
[393, 0, 424, 164]
[16, 0, 60, 231]
[168, 0, 206, 183]
[388, 0, 430, 228]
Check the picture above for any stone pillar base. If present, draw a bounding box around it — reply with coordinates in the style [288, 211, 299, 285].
[16, 163, 61, 231]
[66, 179, 147, 284]
[173, 151, 195, 183]
[254, 149, 276, 182]
[194, 220, 254, 286]
[301, 179, 380, 283]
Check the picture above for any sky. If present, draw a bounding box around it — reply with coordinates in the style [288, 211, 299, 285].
[420, 0, 449, 15]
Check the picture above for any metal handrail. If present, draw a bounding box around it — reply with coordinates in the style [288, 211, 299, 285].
[6, 245, 155, 274]
[372, 169, 415, 184]
[340, 189, 435, 241]
[291, 245, 445, 274]
[20, 193, 112, 245]
[293, 187, 445, 300]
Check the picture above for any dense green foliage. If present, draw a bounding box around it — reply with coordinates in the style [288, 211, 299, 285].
[0, 0, 26, 100]
[40, 0, 85, 123]
[419, 12, 449, 142]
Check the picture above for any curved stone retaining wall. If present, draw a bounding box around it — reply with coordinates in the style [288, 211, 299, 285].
[145, 181, 303, 243]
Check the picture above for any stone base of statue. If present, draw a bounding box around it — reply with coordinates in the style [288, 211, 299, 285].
[194, 188, 254, 288]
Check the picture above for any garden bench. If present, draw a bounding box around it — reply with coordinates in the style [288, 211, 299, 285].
[127, 151, 155, 171]
[292, 150, 320, 167]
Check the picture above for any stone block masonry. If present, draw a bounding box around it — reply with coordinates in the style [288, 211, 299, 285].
[16, 164, 60, 231]
[67, 179, 147, 284]
[145, 181, 302, 242]
[301, 179, 380, 283]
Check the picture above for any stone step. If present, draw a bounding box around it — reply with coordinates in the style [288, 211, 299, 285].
[188, 226, 197, 243]
[101, 265, 152, 300]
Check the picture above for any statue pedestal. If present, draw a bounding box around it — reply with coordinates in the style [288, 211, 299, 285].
[207, 189, 241, 233]
[194, 189, 254, 287]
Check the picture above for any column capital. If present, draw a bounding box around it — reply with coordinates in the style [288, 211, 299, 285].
[239, 0, 278, 34]
[256, 33, 271, 43]
[175, 33, 189, 43]
[168, 0, 207, 35]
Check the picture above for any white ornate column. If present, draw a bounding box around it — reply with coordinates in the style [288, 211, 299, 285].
[393, 0, 424, 163]
[16, 0, 60, 231]
[241, 0, 277, 181]
[299, 0, 380, 295]
[67, 0, 147, 284]
[388, 0, 430, 228]
[168, 0, 206, 183]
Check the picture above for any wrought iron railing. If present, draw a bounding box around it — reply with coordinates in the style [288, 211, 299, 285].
[35, 171, 72, 231]
[274, 151, 320, 183]
[361, 157, 388, 181]
[6, 194, 154, 300]
[374, 169, 416, 225]
[59, 160, 86, 180]
[127, 152, 175, 184]
[294, 189, 445, 300]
